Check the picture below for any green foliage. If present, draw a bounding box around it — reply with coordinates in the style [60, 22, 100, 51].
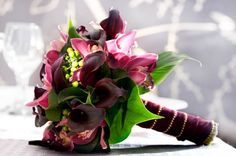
[45, 107, 61, 121]
[151, 51, 189, 85]
[47, 89, 58, 109]
[111, 69, 127, 81]
[68, 18, 81, 39]
[106, 78, 162, 144]
[58, 87, 88, 104]
[45, 89, 61, 121]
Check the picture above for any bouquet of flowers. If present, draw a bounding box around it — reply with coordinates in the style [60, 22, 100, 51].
[26, 9, 218, 153]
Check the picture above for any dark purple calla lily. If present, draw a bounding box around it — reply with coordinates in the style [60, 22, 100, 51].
[76, 25, 88, 36]
[79, 51, 106, 87]
[66, 104, 105, 133]
[51, 55, 68, 93]
[100, 9, 125, 40]
[86, 29, 107, 46]
[33, 106, 48, 127]
[40, 64, 45, 83]
[94, 78, 123, 108]
[34, 86, 46, 99]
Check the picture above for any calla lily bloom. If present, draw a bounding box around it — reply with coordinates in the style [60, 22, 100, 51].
[33, 106, 48, 127]
[79, 51, 106, 87]
[26, 64, 52, 108]
[64, 104, 105, 133]
[100, 9, 126, 40]
[94, 78, 123, 108]
[51, 55, 68, 93]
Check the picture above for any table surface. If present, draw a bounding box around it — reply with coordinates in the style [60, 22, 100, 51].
[0, 89, 235, 155]
[0, 126, 236, 156]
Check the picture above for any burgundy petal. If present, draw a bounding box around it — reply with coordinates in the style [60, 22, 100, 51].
[87, 29, 106, 46]
[100, 9, 125, 40]
[40, 64, 45, 83]
[67, 104, 105, 132]
[34, 86, 46, 99]
[94, 78, 123, 108]
[51, 56, 68, 93]
[76, 25, 88, 36]
[80, 51, 106, 87]
[33, 106, 48, 127]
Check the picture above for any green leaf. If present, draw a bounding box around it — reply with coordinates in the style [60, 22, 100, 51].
[111, 69, 127, 81]
[151, 51, 189, 85]
[106, 78, 162, 144]
[59, 40, 71, 56]
[86, 92, 92, 105]
[45, 107, 61, 121]
[47, 89, 58, 109]
[58, 87, 87, 104]
[138, 86, 149, 95]
[68, 18, 81, 38]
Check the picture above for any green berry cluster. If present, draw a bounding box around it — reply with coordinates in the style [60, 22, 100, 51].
[62, 109, 71, 132]
[62, 47, 83, 87]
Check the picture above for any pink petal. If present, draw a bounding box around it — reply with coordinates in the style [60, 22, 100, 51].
[125, 53, 157, 71]
[100, 126, 107, 149]
[105, 39, 117, 53]
[71, 38, 90, 58]
[113, 52, 130, 68]
[46, 50, 59, 65]
[70, 128, 97, 145]
[116, 31, 136, 54]
[26, 91, 49, 108]
[69, 69, 80, 82]
[58, 25, 68, 42]
[128, 71, 146, 85]
[50, 40, 65, 51]
[44, 64, 52, 89]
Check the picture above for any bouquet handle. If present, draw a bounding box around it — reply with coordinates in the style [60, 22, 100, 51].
[138, 100, 218, 145]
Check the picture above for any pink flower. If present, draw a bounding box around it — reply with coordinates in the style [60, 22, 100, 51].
[26, 64, 52, 108]
[105, 27, 157, 85]
[71, 38, 104, 58]
[108, 52, 157, 85]
[106, 31, 136, 55]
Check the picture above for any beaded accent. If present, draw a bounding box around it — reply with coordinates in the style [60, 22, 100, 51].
[203, 121, 218, 145]
[176, 112, 188, 138]
[150, 106, 163, 129]
[163, 110, 177, 133]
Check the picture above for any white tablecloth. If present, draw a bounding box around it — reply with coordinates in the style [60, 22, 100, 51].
[0, 92, 235, 155]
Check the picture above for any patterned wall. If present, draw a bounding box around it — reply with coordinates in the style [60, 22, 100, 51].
[0, 0, 236, 146]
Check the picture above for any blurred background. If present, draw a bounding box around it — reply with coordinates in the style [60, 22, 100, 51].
[0, 0, 235, 147]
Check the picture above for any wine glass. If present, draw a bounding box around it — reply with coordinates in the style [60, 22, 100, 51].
[2, 22, 44, 115]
